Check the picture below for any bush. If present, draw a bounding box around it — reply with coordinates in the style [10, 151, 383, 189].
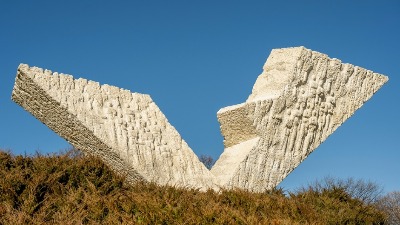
[0, 149, 388, 224]
[377, 191, 400, 224]
[299, 176, 383, 204]
[199, 154, 215, 170]
[295, 177, 386, 224]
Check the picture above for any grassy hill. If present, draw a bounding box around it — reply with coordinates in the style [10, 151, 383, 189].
[0, 149, 387, 224]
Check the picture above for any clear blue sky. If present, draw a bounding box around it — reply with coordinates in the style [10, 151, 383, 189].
[1, 1, 399, 193]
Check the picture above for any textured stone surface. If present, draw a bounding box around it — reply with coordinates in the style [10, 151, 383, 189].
[211, 47, 388, 192]
[12, 46, 388, 193]
[12, 64, 217, 190]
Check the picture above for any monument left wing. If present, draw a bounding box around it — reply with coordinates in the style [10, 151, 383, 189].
[12, 64, 217, 190]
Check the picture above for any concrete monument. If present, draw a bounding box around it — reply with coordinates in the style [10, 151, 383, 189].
[11, 47, 388, 192]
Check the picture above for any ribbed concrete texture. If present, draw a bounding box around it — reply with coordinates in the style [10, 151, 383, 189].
[12, 47, 388, 192]
[211, 47, 388, 192]
[12, 64, 217, 191]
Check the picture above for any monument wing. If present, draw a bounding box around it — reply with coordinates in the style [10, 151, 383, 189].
[212, 47, 388, 192]
[12, 64, 217, 190]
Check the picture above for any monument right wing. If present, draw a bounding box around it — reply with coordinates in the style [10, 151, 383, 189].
[211, 47, 388, 192]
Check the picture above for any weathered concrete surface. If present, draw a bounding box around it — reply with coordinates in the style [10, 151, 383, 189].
[211, 47, 388, 192]
[12, 64, 217, 190]
[12, 46, 388, 193]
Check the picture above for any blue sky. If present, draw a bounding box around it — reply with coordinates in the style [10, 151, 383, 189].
[1, 1, 399, 193]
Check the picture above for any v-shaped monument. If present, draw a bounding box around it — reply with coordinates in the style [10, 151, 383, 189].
[12, 47, 388, 192]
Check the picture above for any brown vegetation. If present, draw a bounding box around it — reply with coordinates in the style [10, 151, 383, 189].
[0, 149, 388, 224]
[377, 191, 400, 225]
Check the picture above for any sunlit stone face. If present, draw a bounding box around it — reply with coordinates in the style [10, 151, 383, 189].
[12, 47, 388, 193]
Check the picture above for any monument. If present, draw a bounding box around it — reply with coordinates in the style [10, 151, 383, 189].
[11, 47, 388, 192]
[211, 47, 388, 192]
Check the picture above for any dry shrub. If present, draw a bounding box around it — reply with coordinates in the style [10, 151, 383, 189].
[199, 155, 215, 170]
[0, 149, 387, 224]
[377, 191, 400, 225]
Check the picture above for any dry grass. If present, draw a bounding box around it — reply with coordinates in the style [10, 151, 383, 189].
[0, 149, 387, 224]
